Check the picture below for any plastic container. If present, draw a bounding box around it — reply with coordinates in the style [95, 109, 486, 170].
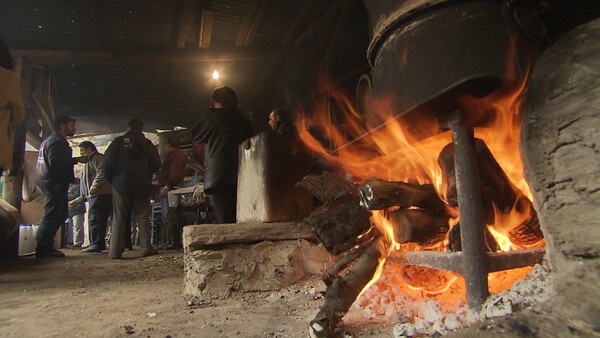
[18, 224, 35, 256]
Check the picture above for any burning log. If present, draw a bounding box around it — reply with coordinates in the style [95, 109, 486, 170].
[438, 139, 544, 248]
[298, 172, 386, 336]
[299, 172, 449, 336]
[321, 230, 376, 287]
[304, 193, 372, 255]
[507, 212, 543, 248]
[297, 172, 373, 255]
[387, 209, 449, 246]
[447, 223, 501, 252]
[309, 235, 389, 338]
[296, 171, 356, 204]
[437, 145, 458, 207]
[355, 178, 452, 247]
[358, 179, 447, 213]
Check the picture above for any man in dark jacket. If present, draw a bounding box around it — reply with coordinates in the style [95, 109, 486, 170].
[36, 116, 84, 257]
[191, 86, 253, 223]
[158, 136, 187, 249]
[103, 118, 161, 259]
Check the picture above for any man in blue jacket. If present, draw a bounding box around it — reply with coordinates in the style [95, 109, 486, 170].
[36, 116, 85, 258]
[103, 118, 161, 259]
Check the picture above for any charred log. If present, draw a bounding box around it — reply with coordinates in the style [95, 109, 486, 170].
[358, 179, 447, 213]
[438, 138, 544, 248]
[386, 209, 449, 246]
[507, 212, 544, 248]
[437, 144, 458, 207]
[309, 235, 389, 338]
[296, 171, 356, 204]
[304, 192, 372, 255]
[321, 230, 378, 287]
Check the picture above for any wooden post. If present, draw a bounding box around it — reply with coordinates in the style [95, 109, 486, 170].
[1, 57, 29, 259]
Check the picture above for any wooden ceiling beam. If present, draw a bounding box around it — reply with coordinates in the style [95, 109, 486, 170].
[26, 129, 42, 149]
[294, 0, 345, 47]
[30, 96, 54, 135]
[14, 50, 113, 64]
[282, 0, 317, 46]
[235, 0, 260, 47]
[322, 0, 358, 68]
[12, 49, 286, 66]
[243, 0, 270, 47]
[89, 0, 100, 50]
[176, 0, 196, 48]
[235, 0, 271, 47]
[198, 9, 214, 48]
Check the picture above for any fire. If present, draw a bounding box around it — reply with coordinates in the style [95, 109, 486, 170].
[296, 90, 450, 186]
[295, 74, 543, 302]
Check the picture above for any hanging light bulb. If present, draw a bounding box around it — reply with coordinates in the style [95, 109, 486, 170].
[212, 70, 220, 79]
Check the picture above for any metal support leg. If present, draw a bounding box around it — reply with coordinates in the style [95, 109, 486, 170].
[388, 112, 545, 309]
[447, 111, 489, 310]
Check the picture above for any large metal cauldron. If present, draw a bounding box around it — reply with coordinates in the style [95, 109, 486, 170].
[359, 0, 545, 128]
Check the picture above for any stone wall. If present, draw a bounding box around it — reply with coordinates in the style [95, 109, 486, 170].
[183, 223, 331, 300]
[521, 18, 600, 330]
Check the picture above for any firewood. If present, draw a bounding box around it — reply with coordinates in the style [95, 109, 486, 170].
[507, 212, 544, 248]
[386, 209, 449, 246]
[309, 235, 389, 338]
[183, 222, 316, 251]
[447, 223, 501, 252]
[358, 179, 447, 213]
[296, 171, 355, 204]
[437, 145, 458, 207]
[321, 230, 379, 286]
[304, 193, 373, 255]
[438, 139, 544, 248]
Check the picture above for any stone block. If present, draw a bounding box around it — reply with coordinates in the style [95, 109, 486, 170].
[237, 131, 315, 222]
[183, 238, 332, 299]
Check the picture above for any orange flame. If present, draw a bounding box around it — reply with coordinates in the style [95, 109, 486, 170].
[295, 42, 544, 304]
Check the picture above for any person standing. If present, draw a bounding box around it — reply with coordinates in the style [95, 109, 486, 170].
[75, 141, 113, 253]
[103, 118, 161, 259]
[67, 182, 85, 247]
[191, 86, 253, 223]
[0, 37, 25, 179]
[158, 136, 187, 249]
[36, 116, 84, 258]
[268, 108, 293, 135]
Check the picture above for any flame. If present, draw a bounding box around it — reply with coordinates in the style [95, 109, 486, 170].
[487, 225, 513, 252]
[357, 231, 393, 298]
[296, 43, 544, 307]
[296, 89, 450, 186]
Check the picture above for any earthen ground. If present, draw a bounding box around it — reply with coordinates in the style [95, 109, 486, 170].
[0, 248, 579, 338]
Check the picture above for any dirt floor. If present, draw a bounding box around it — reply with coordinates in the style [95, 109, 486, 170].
[0, 247, 391, 338]
[0, 247, 584, 338]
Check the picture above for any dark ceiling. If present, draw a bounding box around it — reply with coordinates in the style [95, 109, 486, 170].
[0, 0, 371, 133]
[1, 0, 598, 135]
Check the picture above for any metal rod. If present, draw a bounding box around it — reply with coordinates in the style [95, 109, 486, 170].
[388, 248, 545, 274]
[486, 248, 545, 272]
[388, 251, 465, 274]
[447, 110, 489, 310]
